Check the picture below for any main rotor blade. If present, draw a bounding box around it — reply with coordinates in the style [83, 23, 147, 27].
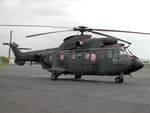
[0, 24, 72, 29]
[91, 31, 131, 45]
[93, 29, 150, 35]
[26, 30, 74, 38]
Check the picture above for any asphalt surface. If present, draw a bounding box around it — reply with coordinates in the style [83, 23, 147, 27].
[0, 65, 150, 113]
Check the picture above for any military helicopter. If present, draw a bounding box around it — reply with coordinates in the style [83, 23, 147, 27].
[2, 25, 150, 83]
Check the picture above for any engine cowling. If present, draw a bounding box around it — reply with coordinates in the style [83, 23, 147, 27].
[102, 38, 118, 45]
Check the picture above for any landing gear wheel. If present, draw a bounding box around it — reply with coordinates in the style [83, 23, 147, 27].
[115, 77, 124, 83]
[75, 75, 82, 79]
[51, 74, 58, 81]
[115, 77, 120, 83]
[120, 78, 124, 83]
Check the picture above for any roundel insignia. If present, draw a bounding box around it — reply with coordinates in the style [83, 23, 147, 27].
[60, 55, 64, 60]
[90, 53, 96, 63]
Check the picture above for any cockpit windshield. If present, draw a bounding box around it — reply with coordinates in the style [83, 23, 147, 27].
[119, 48, 133, 57]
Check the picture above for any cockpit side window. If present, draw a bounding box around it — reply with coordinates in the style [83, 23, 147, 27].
[119, 49, 131, 57]
[108, 49, 119, 59]
[113, 50, 119, 58]
[120, 49, 125, 55]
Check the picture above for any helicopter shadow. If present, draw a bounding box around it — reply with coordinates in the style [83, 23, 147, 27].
[33, 75, 139, 86]
[34, 76, 114, 84]
[55, 78, 119, 85]
[57, 78, 141, 87]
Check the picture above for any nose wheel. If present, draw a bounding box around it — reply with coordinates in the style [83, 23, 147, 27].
[115, 77, 124, 83]
[115, 73, 124, 83]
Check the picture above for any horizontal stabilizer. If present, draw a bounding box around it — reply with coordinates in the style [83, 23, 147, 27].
[3, 42, 19, 47]
[3, 42, 10, 45]
[3, 42, 31, 50]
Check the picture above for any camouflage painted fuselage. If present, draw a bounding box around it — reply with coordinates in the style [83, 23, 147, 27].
[11, 35, 143, 77]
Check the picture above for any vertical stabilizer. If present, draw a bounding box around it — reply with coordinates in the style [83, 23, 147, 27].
[10, 42, 22, 59]
[3, 42, 25, 65]
[10, 42, 26, 65]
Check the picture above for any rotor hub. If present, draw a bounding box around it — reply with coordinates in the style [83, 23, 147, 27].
[73, 26, 92, 35]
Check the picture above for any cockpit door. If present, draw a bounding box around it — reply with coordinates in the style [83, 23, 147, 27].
[112, 49, 119, 65]
[69, 51, 84, 74]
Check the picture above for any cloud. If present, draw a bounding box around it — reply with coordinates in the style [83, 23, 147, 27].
[0, 0, 150, 59]
[19, 0, 70, 17]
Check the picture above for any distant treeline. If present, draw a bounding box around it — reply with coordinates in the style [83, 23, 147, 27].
[143, 60, 150, 64]
[0, 56, 9, 62]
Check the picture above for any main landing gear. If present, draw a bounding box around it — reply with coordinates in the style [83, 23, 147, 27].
[75, 75, 82, 79]
[51, 73, 59, 80]
[115, 73, 124, 83]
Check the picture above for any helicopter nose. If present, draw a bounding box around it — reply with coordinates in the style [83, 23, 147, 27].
[130, 58, 144, 72]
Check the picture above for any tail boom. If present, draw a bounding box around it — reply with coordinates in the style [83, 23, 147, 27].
[4, 42, 37, 65]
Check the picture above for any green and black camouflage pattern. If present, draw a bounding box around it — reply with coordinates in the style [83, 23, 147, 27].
[10, 35, 143, 78]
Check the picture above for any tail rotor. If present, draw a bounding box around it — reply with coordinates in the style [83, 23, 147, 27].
[3, 31, 13, 60]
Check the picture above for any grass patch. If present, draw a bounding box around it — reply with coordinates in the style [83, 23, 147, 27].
[0, 63, 8, 66]
[144, 64, 150, 69]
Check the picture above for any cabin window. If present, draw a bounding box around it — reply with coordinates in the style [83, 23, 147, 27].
[72, 54, 76, 59]
[49, 54, 53, 62]
[77, 54, 81, 59]
[72, 53, 81, 60]
[85, 53, 90, 59]
[108, 50, 113, 58]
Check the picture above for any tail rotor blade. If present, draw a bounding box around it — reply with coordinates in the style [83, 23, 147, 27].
[8, 31, 13, 58]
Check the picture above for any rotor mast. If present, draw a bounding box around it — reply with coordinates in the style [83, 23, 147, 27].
[73, 26, 92, 35]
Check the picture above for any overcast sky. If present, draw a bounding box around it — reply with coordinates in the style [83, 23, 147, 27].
[0, 0, 150, 59]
